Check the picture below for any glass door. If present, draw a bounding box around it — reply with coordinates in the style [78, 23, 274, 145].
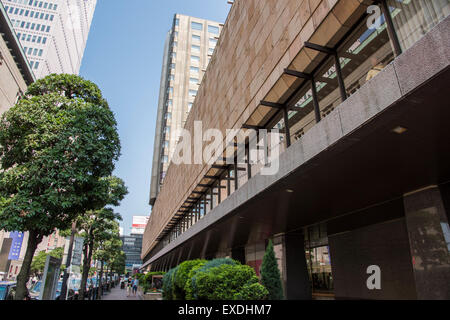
[305, 224, 334, 298]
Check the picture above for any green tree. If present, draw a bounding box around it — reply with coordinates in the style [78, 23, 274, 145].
[0, 74, 121, 299]
[110, 250, 126, 275]
[77, 208, 125, 299]
[30, 247, 64, 275]
[30, 251, 47, 275]
[260, 240, 284, 300]
[93, 223, 122, 299]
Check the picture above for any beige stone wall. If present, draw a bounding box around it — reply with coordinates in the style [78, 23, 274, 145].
[143, 0, 371, 259]
[0, 33, 28, 114]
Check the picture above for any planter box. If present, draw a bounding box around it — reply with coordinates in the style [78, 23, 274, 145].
[143, 292, 162, 301]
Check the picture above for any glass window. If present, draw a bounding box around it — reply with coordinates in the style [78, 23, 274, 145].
[209, 38, 218, 47]
[191, 22, 203, 31]
[191, 45, 200, 52]
[189, 77, 198, 84]
[192, 34, 201, 42]
[191, 55, 200, 63]
[387, 0, 450, 52]
[189, 89, 197, 97]
[208, 25, 220, 35]
[190, 66, 199, 74]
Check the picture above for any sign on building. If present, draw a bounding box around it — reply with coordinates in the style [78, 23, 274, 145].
[7, 232, 24, 261]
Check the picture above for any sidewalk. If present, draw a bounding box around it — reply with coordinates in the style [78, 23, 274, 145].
[102, 286, 143, 300]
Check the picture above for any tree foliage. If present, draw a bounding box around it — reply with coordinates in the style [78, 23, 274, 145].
[30, 247, 64, 275]
[0, 74, 121, 300]
[260, 240, 284, 300]
[0, 74, 121, 235]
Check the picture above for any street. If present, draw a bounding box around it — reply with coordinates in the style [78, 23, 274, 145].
[102, 286, 142, 301]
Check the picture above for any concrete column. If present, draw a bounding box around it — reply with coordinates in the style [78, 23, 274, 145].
[404, 186, 450, 300]
[282, 233, 312, 300]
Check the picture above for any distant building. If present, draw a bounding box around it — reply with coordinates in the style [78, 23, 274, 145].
[121, 234, 143, 272]
[1, 0, 97, 78]
[149, 14, 223, 205]
[0, 1, 34, 113]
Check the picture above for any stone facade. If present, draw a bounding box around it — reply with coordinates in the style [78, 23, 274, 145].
[143, 0, 371, 261]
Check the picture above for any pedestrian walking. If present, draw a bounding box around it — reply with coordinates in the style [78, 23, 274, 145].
[126, 277, 132, 297]
[132, 277, 139, 297]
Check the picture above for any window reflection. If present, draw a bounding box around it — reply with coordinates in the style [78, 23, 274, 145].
[389, 0, 450, 52]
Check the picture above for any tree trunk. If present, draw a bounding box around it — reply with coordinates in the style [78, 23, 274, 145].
[15, 230, 43, 300]
[97, 260, 104, 300]
[60, 221, 76, 300]
[79, 238, 94, 300]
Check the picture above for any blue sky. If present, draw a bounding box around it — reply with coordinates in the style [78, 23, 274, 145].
[79, 1, 230, 236]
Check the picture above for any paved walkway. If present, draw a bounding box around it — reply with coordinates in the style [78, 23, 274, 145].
[102, 286, 143, 300]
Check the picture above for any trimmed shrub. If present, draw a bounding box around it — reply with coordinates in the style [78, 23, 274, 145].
[186, 258, 239, 300]
[233, 281, 269, 300]
[185, 261, 207, 300]
[173, 259, 206, 300]
[162, 267, 177, 300]
[193, 264, 263, 300]
[260, 240, 284, 300]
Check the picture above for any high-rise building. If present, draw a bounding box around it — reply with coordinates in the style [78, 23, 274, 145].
[149, 14, 222, 205]
[0, 1, 34, 112]
[1, 0, 97, 78]
[142, 0, 450, 300]
[121, 234, 143, 272]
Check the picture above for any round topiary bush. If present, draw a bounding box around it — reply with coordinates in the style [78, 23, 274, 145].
[173, 259, 206, 300]
[162, 267, 177, 300]
[185, 258, 239, 300]
[193, 263, 265, 300]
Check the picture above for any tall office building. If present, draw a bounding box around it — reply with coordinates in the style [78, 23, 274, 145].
[1, 0, 97, 78]
[149, 14, 222, 206]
